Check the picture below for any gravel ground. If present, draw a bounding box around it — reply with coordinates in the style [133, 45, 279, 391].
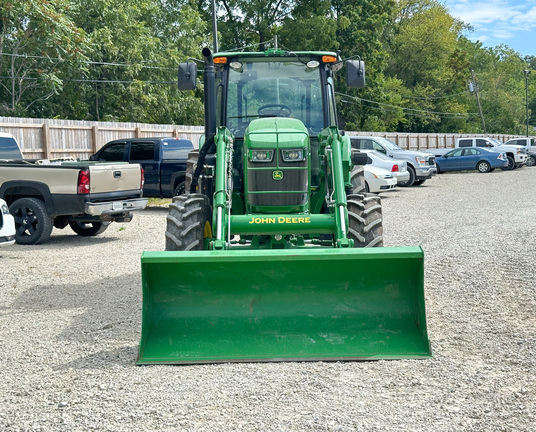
[1, 167, 535, 431]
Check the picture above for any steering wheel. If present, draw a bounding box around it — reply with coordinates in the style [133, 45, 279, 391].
[257, 104, 292, 117]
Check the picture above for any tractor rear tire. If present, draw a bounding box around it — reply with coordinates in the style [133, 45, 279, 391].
[184, 150, 200, 194]
[347, 194, 383, 247]
[165, 194, 212, 251]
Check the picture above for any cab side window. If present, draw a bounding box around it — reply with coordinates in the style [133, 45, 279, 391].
[130, 142, 155, 161]
[97, 143, 126, 161]
[458, 139, 471, 148]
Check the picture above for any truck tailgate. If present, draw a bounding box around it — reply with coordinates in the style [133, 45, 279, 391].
[88, 163, 142, 194]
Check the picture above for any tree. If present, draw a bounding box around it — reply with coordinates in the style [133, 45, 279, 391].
[0, 0, 87, 116]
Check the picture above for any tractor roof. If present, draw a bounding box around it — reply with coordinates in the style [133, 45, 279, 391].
[213, 49, 339, 61]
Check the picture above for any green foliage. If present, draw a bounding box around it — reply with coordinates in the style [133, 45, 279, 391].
[0, 0, 533, 134]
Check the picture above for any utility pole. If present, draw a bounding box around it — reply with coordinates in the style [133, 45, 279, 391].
[524, 70, 532, 137]
[470, 70, 486, 134]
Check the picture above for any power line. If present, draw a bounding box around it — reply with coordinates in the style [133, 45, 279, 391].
[0, 52, 177, 71]
[336, 92, 477, 118]
[0, 76, 176, 85]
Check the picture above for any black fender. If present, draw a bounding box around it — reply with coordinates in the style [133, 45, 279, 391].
[0, 181, 54, 211]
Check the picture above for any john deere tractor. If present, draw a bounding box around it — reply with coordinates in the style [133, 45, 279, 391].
[138, 48, 431, 364]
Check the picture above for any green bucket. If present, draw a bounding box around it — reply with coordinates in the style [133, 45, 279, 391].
[138, 247, 431, 364]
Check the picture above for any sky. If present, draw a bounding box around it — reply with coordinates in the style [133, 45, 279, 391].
[442, 0, 536, 57]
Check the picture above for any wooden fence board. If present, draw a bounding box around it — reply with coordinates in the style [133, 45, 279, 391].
[0, 116, 524, 160]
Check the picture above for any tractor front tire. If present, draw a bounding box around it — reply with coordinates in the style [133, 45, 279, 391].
[165, 194, 212, 251]
[347, 194, 383, 247]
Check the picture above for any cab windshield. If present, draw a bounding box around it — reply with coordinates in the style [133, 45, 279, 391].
[376, 137, 402, 151]
[224, 59, 324, 137]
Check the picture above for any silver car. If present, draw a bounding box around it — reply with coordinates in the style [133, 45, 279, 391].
[362, 150, 410, 185]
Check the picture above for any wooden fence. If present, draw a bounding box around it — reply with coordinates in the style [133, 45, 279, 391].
[0, 116, 522, 160]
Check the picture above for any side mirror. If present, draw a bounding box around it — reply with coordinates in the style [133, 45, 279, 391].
[178, 62, 197, 91]
[89, 155, 96, 161]
[346, 60, 366, 88]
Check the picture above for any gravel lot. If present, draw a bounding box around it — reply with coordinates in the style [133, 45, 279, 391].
[1, 167, 535, 431]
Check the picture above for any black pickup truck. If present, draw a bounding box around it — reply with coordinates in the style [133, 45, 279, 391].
[90, 137, 194, 197]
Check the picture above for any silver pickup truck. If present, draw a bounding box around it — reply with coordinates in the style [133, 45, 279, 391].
[349, 135, 437, 187]
[0, 132, 147, 244]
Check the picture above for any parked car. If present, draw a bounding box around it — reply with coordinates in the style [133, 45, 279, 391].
[527, 151, 536, 167]
[350, 136, 436, 187]
[364, 165, 397, 193]
[361, 150, 410, 185]
[0, 198, 16, 247]
[435, 147, 508, 173]
[90, 137, 194, 197]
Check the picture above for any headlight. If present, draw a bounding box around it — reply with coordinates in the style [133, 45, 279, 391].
[250, 149, 274, 162]
[1, 203, 9, 215]
[415, 156, 426, 165]
[281, 149, 306, 162]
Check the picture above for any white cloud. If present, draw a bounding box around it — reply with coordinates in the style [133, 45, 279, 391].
[445, 0, 536, 44]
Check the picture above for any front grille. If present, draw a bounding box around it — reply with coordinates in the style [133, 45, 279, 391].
[247, 168, 308, 209]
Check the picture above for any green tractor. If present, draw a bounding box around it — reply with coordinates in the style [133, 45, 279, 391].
[138, 48, 431, 364]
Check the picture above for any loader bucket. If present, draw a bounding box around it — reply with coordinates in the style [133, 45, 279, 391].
[138, 247, 431, 364]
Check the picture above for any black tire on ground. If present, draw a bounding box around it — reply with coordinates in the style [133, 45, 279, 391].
[413, 179, 426, 186]
[350, 165, 366, 194]
[526, 155, 536, 167]
[173, 181, 186, 196]
[476, 160, 491, 173]
[501, 156, 515, 171]
[347, 193, 383, 247]
[165, 194, 212, 251]
[398, 166, 416, 187]
[10, 197, 53, 245]
[69, 221, 110, 236]
[184, 150, 200, 193]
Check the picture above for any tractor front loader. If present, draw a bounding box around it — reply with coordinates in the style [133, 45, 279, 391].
[138, 48, 431, 364]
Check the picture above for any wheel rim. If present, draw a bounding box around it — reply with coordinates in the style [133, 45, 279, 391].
[528, 156, 536, 167]
[14, 206, 38, 237]
[478, 162, 488, 172]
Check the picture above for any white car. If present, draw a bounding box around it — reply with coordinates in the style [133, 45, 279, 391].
[362, 150, 410, 185]
[0, 199, 16, 247]
[364, 165, 397, 193]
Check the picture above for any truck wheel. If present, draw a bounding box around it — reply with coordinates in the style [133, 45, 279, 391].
[165, 194, 212, 251]
[347, 194, 383, 247]
[398, 166, 415, 187]
[10, 197, 53, 245]
[350, 165, 366, 194]
[501, 156, 515, 171]
[173, 181, 186, 196]
[69, 221, 110, 236]
[526, 155, 536, 167]
[476, 161, 491, 173]
[184, 150, 200, 193]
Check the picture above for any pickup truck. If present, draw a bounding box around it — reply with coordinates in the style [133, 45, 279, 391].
[0, 132, 148, 244]
[90, 137, 194, 197]
[503, 137, 536, 166]
[428, 137, 527, 170]
[349, 136, 437, 187]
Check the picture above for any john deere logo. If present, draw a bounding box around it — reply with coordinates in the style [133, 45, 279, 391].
[272, 170, 284, 180]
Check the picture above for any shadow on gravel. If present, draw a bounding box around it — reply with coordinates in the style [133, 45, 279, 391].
[54, 345, 139, 370]
[37, 234, 120, 248]
[9, 273, 143, 367]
